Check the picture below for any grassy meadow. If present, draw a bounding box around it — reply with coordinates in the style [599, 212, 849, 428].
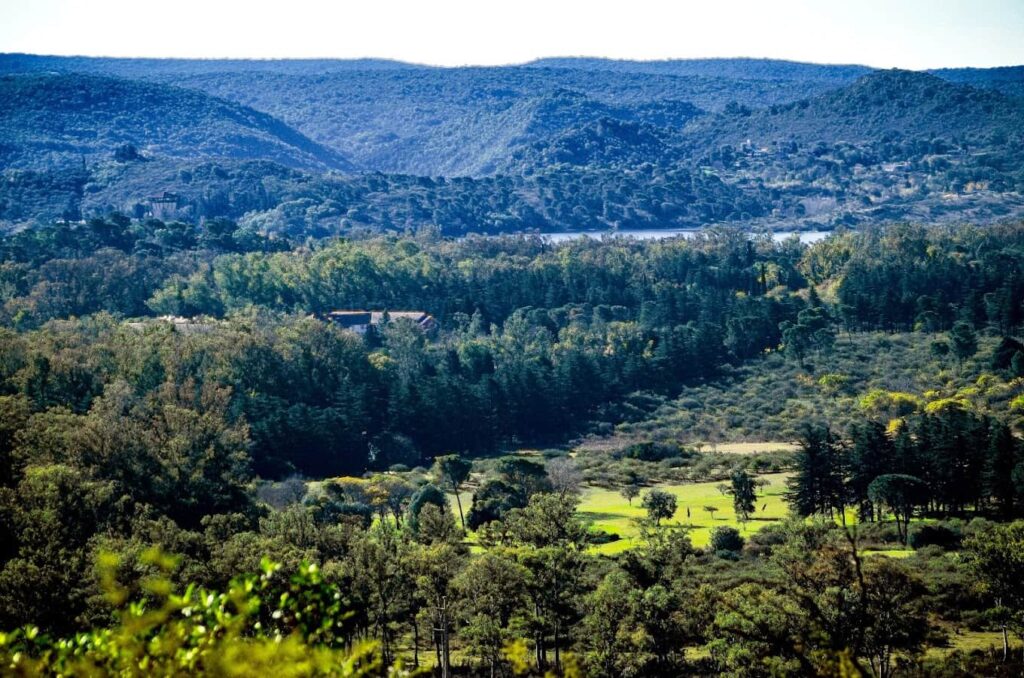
[443, 470, 921, 556]
[577, 472, 792, 553]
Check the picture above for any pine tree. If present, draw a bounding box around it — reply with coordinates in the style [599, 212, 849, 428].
[949, 321, 978, 365]
[986, 423, 1019, 518]
[787, 424, 846, 519]
[730, 469, 758, 524]
[849, 421, 895, 521]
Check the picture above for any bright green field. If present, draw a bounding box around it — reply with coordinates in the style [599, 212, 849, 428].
[578, 473, 793, 554]
[345, 475, 912, 557]
[863, 548, 913, 558]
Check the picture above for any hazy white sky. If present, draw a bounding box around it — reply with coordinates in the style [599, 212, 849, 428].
[2, 0, 1023, 68]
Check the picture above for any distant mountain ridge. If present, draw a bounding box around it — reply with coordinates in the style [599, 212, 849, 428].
[525, 57, 874, 83]
[0, 53, 429, 75]
[682, 69, 1024, 150]
[1, 55, 1023, 232]
[6, 53, 1021, 87]
[3, 54, 1021, 177]
[0, 72, 354, 172]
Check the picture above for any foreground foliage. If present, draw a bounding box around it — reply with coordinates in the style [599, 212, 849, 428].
[0, 551, 396, 677]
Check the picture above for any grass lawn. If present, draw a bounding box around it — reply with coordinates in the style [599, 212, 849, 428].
[577, 472, 792, 553]
[863, 548, 913, 558]
[928, 628, 1024, 659]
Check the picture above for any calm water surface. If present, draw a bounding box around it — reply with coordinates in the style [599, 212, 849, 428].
[538, 229, 831, 244]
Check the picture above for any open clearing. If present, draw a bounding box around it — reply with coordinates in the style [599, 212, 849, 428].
[701, 441, 798, 454]
[443, 471, 918, 556]
[933, 629, 1024, 659]
[578, 472, 792, 553]
[575, 472, 917, 556]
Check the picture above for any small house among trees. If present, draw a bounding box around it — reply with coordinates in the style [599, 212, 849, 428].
[147, 192, 181, 220]
[323, 310, 437, 334]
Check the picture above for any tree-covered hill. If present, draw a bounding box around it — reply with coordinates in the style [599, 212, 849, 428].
[0, 73, 354, 172]
[0, 55, 875, 174]
[525, 56, 875, 83]
[2, 57, 1024, 232]
[0, 156, 769, 234]
[683, 69, 1024, 150]
[665, 70, 1024, 228]
[407, 89, 702, 176]
[156, 67, 810, 175]
[932, 64, 1024, 99]
[507, 117, 678, 171]
[0, 53, 428, 75]
[528, 58, 1024, 99]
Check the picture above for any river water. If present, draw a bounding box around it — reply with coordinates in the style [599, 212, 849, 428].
[537, 229, 832, 244]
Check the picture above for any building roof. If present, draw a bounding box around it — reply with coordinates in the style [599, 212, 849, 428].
[370, 311, 430, 324]
[325, 311, 372, 327]
[323, 310, 435, 330]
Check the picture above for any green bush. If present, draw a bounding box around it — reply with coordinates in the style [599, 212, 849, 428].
[0, 549, 404, 676]
[709, 526, 745, 554]
[909, 524, 961, 551]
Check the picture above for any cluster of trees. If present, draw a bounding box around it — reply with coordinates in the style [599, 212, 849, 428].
[806, 225, 1024, 333]
[788, 407, 1024, 543]
[0, 229, 818, 479]
[0, 214, 288, 322]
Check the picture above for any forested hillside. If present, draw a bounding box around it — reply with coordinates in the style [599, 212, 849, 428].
[685, 70, 1024, 149]
[1, 57, 1023, 233]
[0, 157, 771, 233]
[0, 73, 353, 172]
[0, 222, 1021, 478]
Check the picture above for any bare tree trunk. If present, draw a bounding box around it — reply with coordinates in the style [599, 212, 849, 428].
[434, 625, 442, 675]
[413, 618, 419, 668]
[441, 599, 452, 678]
[535, 630, 544, 670]
[454, 489, 466, 530]
[443, 626, 451, 678]
[554, 622, 561, 670]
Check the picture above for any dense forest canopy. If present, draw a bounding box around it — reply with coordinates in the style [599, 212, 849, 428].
[1, 219, 1023, 674]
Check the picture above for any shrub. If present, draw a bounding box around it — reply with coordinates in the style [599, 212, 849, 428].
[856, 520, 903, 547]
[618, 441, 692, 462]
[709, 526, 745, 553]
[909, 524, 961, 550]
[588, 531, 621, 545]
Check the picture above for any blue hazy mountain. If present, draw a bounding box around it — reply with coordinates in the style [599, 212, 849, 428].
[0, 72, 354, 172]
[1, 55, 1022, 232]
